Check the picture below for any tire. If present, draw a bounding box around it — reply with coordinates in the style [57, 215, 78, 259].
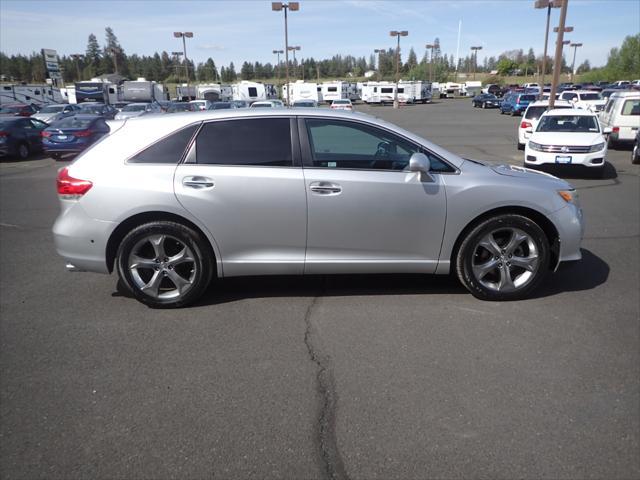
[51, 153, 62, 161]
[607, 135, 617, 150]
[116, 221, 214, 308]
[632, 143, 640, 164]
[511, 109, 517, 117]
[455, 214, 550, 301]
[16, 142, 29, 160]
[517, 142, 525, 151]
[482, 102, 487, 109]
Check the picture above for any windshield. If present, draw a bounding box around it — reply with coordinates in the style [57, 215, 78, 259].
[53, 117, 94, 129]
[210, 103, 231, 109]
[333, 100, 350, 104]
[79, 105, 103, 113]
[251, 103, 271, 108]
[525, 105, 570, 120]
[537, 115, 599, 133]
[122, 104, 146, 112]
[39, 105, 65, 113]
[579, 93, 600, 101]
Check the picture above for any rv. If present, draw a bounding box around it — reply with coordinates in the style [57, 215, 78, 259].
[398, 81, 432, 104]
[122, 78, 166, 103]
[73, 79, 121, 105]
[176, 84, 196, 102]
[360, 82, 396, 104]
[0, 83, 64, 106]
[462, 81, 482, 97]
[282, 81, 321, 104]
[197, 84, 233, 102]
[231, 81, 274, 104]
[321, 81, 349, 103]
[441, 82, 462, 98]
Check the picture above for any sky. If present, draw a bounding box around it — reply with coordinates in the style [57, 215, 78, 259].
[1, 0, 638, 69]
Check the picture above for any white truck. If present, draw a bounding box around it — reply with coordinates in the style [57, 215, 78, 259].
[399, 81, 432, 103]
[462, 81, 482, 97]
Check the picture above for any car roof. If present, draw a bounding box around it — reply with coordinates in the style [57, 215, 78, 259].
[543, 108, 596, 116]
[562, 90, 600, 95]
[528, 100, 572, 107]
[610, 91, 640, 98]
[0, 116, 25, 123]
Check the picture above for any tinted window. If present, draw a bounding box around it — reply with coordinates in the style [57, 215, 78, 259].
[520, 95, 535, 102]
[129, 124, 199, 164]
[580, 93, 600, 101]
[328, 87, 338, 92]
[537, 115, 599, 133]
[248, 87, 258, 97]
[196, 118, 292, 166]
[381, 87, 393, 94]
[53, 117, 94, 129]
[305, 119, 453, 172]
[40, 105, 65, 113]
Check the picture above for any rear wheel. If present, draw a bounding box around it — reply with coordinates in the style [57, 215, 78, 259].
[456, 214, 550, 301]
[632, 142, 640, 164]
[51, 153, 63, 161]
[16, 143, 29, 160]
[116, 221, 214, 308]
[482, 102, 487, 109]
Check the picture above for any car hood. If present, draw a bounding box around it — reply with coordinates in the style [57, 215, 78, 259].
[530, 131, 603, 145]
[463, 159, 572, 191]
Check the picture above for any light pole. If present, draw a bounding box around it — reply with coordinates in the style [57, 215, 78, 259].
[534, 0, 562, 98]
[171, 51, 183, 82]
[470, 46, 482, 80]
[273, 49, 283, 95]
[390, 30, 408, 109]
[272, 2, 300, 107]
[548, 0, 571, 109]
[70, 54, 83, 81]
[107, 47, 120, 75]
[173, 32, 193, 98]
[374, 48, 385, 81]
[288, 46, 300, 80]
[570, 42, 582, 81]
[425, 43, 437, 83]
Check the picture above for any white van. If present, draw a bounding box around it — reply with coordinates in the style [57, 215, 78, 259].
[599, 91, 640, 147]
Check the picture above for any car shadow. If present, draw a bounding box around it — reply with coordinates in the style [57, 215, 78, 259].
[535, 161, 618, 180]
[113, 248, 608, 306]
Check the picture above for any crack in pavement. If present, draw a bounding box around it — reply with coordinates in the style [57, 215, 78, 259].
[303, 293, 350, 480]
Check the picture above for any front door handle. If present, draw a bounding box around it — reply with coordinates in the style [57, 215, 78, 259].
[309, 182, 342, 195]
[183, 176, 214, 189]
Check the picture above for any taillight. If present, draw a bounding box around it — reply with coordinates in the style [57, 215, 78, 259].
[520, 121, 532, 129]
[41, 131, 51, 137]
[0, 131, 7, 137]
[56, 167, 92, 197]
[612, 127, 620, 133]
[74, 130, 93, 137]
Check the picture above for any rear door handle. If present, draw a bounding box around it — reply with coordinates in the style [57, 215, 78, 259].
[309, 182, 342, 195]
[182, 176, 214, 189]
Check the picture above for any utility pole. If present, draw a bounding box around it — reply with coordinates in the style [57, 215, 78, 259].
[548, 0, 570, 109]
[470, 46, 482, 80]
[273, 49, 283, 96]
[425, 43, 437, 83]
[173, 32, 194, 99]
[272, 2, 300, 107]
[534, 0, 562, 98]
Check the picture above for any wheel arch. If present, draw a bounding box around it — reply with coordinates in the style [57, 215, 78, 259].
[105, 211, 220, 276]
[449, 206, 560, 271]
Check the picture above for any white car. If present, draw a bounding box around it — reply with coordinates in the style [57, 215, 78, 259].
[598, 91, 640, 147]
[330, 99, 353, 111]
[249, 100, 284, 108]
[559, 90, 607, 113]
[524, 109, 611, 176]
[517, 100, 572, 150]
[189, 100, 211, 111]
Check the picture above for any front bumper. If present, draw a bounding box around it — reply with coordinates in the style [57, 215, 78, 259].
[524, 147, 607, 168]
[549, 203, 584, 265]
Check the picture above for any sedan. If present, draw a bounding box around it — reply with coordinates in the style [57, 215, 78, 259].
[77, 103, 118, 119]
[472, 94, 501, 109]
[330, 99, 353, 111]
[208, 102, 237, 110]
[114, 103, 162, 120]
[0, 117, 48, 159]
[0, 103, 38, 117]
[166, 102, 196, 113]
[32, 104, 80, 124]
[43, 115, 110, 160]
[53, 110, 583, 308]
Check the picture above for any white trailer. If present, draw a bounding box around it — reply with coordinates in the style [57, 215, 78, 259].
[398, 81, 432, 104]
[441, 82, 462, 98]
[122, 78, 166, 103]
[282, 81, 321, 104]
[197, 83, 232, 102]
[321, 81, 349, 103]
[462, 81, 482, 97]
[0, 83, 65, 106]
[231, 81, 269, 104]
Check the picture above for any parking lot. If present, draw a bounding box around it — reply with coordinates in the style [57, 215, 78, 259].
[1, 99, 638, 479]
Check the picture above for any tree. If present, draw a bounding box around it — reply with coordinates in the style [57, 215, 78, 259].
[84, 33, 101, 77]
[240, 61, 254, 80]
[497, 58, 517, 76]
[405, 47, 418, 73]
[228, 62, 237, 81]
[576, 59, 591, 74]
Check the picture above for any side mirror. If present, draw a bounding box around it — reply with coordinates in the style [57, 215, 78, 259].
[409, 153, 434, 182]
[603, 127, 612, 134]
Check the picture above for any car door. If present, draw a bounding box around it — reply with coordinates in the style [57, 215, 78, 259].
[174, 116, 307, 277]
[28, 119, 48, 151]
[299, 117, 448, 274]
[18, 118, 41, 150]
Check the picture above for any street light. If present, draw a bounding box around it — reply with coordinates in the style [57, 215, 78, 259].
[107, 47, 120, 75]
[288, 46, 301, 80]
[425, 43, 438, 83]
[272, 2, 300, 106]
[273, 49, 284, 93]
[70, 54, 83, 81]
[374, 48, 385, 81]
[171, 51, 183, 81]
[470, 46, 482, 80]
[174, 32, 194, 99]
[570, 42, 582, 81]
[548, 0, 570, 109]
[534, 0, 562, 98]
[390, 30, 408, 109]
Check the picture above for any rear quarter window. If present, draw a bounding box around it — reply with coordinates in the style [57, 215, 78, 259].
[621, 99, 640, 115]
[128, 124, 199, 164]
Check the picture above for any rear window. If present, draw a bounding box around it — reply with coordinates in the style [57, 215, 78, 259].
[520, 95, 535, 102]
[579, 93, 600, 101]
[0, 105, 22, 113]
[129, 124, 199, 164]
[53, 117, 94, 129]
[195, 118, 292, 166]
[621, 99, 640, 115]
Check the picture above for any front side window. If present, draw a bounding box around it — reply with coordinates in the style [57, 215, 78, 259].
[305, 119, 453, 172]
[129, 124, 198, 164]
[196, 118, 292, 166]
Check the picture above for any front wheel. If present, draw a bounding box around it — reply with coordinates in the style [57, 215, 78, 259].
[116, 221, 214, 308]
[16, 143, 29, 160]
[456, 214, 550, 301]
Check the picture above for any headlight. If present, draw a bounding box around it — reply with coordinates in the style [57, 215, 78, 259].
[557, 189, 579, 206]
[589, 142, 605, 152]
[528, 141, 543, 151]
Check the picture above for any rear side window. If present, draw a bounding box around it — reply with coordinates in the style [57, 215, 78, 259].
[129, 124, 198, 164]
[621, 99, 640, 115]
[195, 118, 292, 166]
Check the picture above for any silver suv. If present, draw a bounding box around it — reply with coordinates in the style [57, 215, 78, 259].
[53, 109, 584, 308]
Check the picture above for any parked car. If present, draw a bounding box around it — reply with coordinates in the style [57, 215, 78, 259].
[249, 100, 284, 108]
[53, 109, 584, 308]
[632, 130, 640, 164]
[114, 102, 162, 120]
[559, 90, 607, 113]
[524, 109, 610, 177]
[0, 117, 48, 159]
[330, 99, 353, 111]
[0, 103, 38, 117]
[31, 104, 81, 124]
[189, 100, 212, 111]
[472, 94, 500, 109]
[500, 93, 536, 116]
[208, 102, 237, 110]
[113, 102, 130, 112]
[77, 103, 118, 119]
[166, 102, 196, 113]
[42, 115, 110, 160]
[482, 84, 503, 97]
[230, 100, 250, 109]
[517, 100, 572, 150]
[292, 100, 319, 108]
[598, 91, 640, 148]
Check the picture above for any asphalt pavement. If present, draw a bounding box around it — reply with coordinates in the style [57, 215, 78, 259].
[1, 99, 638, 479]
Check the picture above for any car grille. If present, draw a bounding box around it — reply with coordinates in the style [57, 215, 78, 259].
[537, 144, 592, 153]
